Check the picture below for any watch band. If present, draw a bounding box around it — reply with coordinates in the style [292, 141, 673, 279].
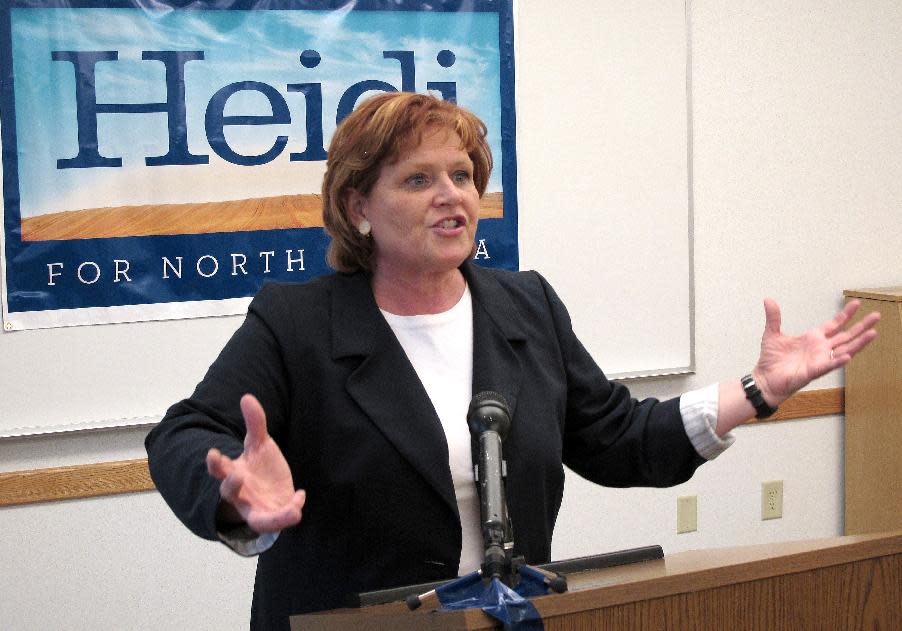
[741, 373, 777, 419]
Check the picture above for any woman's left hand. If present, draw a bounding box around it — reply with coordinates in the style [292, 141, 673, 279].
[752, 298, 880, 406]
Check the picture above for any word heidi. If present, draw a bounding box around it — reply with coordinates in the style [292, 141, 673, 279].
[44, 240, 491, 286]
[52, 48, 459, 169]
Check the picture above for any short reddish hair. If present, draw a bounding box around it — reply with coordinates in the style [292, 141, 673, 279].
[322, 92, 492, 273]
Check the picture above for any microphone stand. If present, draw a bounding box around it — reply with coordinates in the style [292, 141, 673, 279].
[406, 392, 567, 611]
[470, 404, 567, 595]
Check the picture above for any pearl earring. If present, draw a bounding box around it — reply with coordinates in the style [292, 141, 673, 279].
[358, 219, 371, 236]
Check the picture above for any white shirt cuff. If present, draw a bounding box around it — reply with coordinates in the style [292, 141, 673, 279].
[217, 524, 279, 557]
[680, 383, 735, 460]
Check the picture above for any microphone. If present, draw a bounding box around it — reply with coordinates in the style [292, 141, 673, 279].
[467, 391, 513, 580]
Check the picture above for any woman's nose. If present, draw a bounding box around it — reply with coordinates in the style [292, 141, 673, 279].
[434, 173, 463, 204]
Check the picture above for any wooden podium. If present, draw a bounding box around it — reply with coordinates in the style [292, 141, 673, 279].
[291, 532, 902, 630]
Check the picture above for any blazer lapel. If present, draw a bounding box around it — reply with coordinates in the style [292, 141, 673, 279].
[328, 266, 528, 518]
[330, 272, 458, 517]
[462, 263, 526, 419]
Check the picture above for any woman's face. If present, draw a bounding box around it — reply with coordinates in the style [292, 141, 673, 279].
[349, 128, 480, 281]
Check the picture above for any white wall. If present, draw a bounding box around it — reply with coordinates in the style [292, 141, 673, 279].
[2, 2, 901, 629]
[552, 0, 902, 558]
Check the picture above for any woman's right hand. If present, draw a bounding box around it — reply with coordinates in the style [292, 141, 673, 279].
[205, 393, 306, 534]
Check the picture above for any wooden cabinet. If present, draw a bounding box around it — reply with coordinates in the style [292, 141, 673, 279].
[843, 287, 902, 535]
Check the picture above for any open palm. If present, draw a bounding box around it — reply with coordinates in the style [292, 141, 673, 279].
[206, 394, 305, 534]
[753, 299, 880, 404]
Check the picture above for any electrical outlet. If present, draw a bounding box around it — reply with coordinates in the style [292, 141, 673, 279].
[762, 480, 783, 520]
[677, 495, 698, 533]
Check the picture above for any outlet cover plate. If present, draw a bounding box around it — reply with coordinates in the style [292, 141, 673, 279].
[677, 495, 698, 533]
[762, 480, 784, 520]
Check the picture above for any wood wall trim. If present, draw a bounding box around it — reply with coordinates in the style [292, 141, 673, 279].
[751, 386, 843, 424]
[0, 458, 154, 508]
[0, 387, 845, 508]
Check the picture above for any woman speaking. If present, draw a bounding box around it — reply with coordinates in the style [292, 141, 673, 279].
[145, 92, 879, 630]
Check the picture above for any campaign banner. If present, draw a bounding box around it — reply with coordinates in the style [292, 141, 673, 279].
[0, 0, 517, 330]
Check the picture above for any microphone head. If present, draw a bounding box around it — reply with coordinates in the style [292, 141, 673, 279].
[467, 391, 512, 438]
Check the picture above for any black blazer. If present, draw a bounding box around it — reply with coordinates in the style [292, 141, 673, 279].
[145, 262, 703, 630]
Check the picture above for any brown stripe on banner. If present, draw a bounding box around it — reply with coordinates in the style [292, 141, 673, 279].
[0, 458, 155, 508]
[0, 388, 844, 507]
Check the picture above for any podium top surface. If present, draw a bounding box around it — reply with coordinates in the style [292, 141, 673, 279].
[291, 531, 902, 631]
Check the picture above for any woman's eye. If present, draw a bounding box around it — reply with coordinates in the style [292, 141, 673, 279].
[453, 170, 472, 184]
[407, 174, 428, 188]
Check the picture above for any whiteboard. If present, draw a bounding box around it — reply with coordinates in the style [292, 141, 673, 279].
[515, 0, 693, 379]
[0, 1, 692, 437]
